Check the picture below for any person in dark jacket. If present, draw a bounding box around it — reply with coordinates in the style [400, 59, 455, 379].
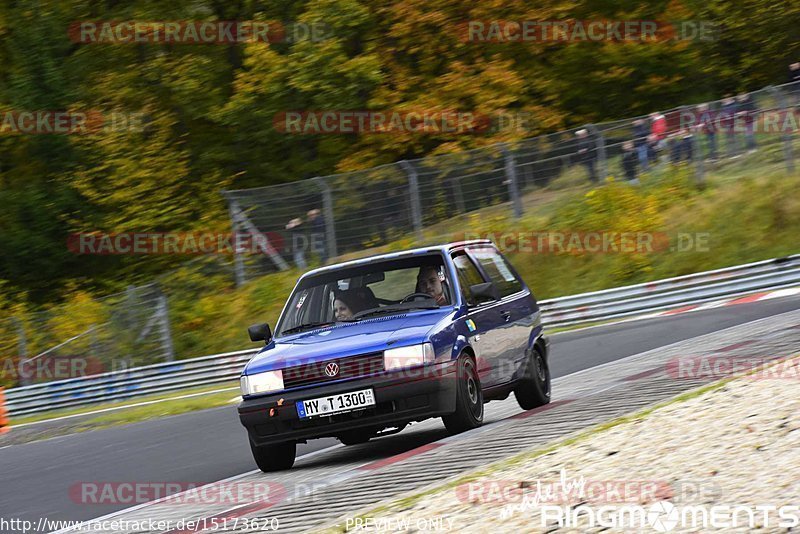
[696, 103, 717, 160]
[789, 62, 800, 84]
[788, 62, 800, 106]
[285, 217, 306, 269]
[575, 129, 598, 183]
[632, 118, 650, 171]
[306, 208, 327, 264]
[720, 97, 739, 157]
[621, 141, 639, 184]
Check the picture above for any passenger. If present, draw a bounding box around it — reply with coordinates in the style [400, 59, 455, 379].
[416, 265, 448, 305]
[332, 290, 362, 321]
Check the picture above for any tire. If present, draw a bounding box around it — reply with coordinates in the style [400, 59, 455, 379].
[338, 430, 375, 446]
[514, 346, 551, 410]
[442, 355, 484, 434]
[249, 439, 296, 472]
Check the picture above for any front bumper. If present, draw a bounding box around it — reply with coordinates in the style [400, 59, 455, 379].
[238, 361, 458, 446]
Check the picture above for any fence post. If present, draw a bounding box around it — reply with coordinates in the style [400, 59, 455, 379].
[683, 104, 705, 186]
[451, 177, 466, 214]
[399, 160, 424, 242]
[13, 317, 30, 386]
[767, 85, 795, 174]
[226, 198, 247, 287]
[586, 124, 607, 181]
[313, 177, 338, 261]
[156, 294, 175, 362]
[691, 133, 705, 185]
[124, 285, 138, 367]
[501, 146, 523, 219]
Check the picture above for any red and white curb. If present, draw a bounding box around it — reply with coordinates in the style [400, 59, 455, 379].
[642, 287, 800, 319]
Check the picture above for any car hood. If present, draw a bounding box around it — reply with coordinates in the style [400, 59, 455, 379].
[244, 308, 452, 374]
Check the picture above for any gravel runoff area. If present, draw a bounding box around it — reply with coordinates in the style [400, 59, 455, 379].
[334, 355, 800, 533]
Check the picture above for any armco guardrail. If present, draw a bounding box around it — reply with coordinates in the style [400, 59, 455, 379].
[539, 254, 800, 326]
[5, 254, 799, 417]
[5, 349, 257, 417]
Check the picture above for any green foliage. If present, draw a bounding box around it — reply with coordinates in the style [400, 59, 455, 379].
[1, 0, 798, 357]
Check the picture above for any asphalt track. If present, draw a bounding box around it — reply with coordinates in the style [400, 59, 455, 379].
[2, 294, 799, 528]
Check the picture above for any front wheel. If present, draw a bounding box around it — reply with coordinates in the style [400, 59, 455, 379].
[442, 356, 484, 434]
[514, 346, 551, 410]
[250, 439, 296, 472]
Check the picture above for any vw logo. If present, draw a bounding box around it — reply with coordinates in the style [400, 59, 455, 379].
[324, 362, 339, 377]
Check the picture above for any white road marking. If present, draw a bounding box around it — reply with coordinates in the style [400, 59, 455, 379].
[11, 387, 239, 429]
[49, 443, 345, 534]
[760, 287, 800, 300]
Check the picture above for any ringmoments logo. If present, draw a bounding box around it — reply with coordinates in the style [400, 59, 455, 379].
[539, 501, 800, 531]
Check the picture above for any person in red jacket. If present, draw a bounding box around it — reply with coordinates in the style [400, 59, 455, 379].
[649, 112, 667, 161]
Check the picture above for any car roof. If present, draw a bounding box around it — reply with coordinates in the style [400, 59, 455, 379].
[300, 239, 493, 279]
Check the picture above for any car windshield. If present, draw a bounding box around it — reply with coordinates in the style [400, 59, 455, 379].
[277, 254, 452, 336]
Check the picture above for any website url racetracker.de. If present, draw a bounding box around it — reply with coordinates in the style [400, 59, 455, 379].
[1, 516, 280, 533]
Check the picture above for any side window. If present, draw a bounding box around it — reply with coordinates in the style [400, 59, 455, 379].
[468, 247, 523, 298]
[452, 252, 485, 306]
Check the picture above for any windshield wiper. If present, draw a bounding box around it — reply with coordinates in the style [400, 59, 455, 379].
[281, 321, 337, 335]
[350, 302, 440, 321]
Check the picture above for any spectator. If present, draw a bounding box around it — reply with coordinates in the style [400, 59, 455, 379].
[575, 129, 598, 183]
[632, 118, 650, 171]
[678, 128, 694, 162]
[789, 62, 800, 84]
[621, 141, 639, 184]
[649, 112, 667, 162]
[306, 208, 327, 264]
[720, 97, 739, 157]
[736, 93, 758, 153]
[696, 103, 718, 160]
[668, 132, 680, 164]
[285, 217, 306, 269]
[788, 62, 800, 106]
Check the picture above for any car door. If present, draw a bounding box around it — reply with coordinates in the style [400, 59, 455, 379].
[465, 245, 533, 383]
[451, 251, 506, 388]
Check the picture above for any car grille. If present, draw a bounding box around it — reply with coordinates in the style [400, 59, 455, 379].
[282, 352, 384, 389]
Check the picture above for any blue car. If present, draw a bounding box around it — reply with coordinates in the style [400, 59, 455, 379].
[238, 240, 550, 471]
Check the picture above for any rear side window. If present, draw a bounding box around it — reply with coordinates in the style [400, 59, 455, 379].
[468, 247, 523, 298]
[452, 252, 485, 305]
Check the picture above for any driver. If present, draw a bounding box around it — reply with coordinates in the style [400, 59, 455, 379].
[416, 265, 448, 305]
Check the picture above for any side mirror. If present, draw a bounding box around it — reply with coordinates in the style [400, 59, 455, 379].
[469, 282, 499, 303]
[248, 323, 272, 344]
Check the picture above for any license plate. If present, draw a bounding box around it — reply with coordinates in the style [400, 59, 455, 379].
[296, 388, 376, 419]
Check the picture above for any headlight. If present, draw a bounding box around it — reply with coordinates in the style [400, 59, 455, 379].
[383, 342, 435, 371]
[240, 370, 284, 396]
